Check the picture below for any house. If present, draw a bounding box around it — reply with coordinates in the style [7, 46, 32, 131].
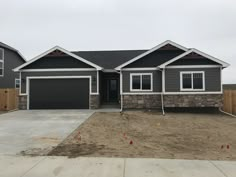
[13, 40, 229, 110]
[0, 42, 26, 88]
[223, 84, 236, 90]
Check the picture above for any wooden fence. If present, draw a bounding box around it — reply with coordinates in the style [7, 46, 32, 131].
[223, 90, 236, 115]
[0, 89, 19, 111]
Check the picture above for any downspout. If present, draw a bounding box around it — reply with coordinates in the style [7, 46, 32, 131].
[120, 70, 123, 112]
[219, 108, 236, 118]
[157, 67, 165, 116]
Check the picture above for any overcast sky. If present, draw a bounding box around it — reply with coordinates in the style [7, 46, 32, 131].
[0, 0, 235, 83]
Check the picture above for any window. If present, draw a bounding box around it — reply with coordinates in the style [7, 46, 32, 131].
[180, 71, 205, 91]
[0, 48, 3, 77]
[130, 73, 152, 91]
[15, 79, 20, 88]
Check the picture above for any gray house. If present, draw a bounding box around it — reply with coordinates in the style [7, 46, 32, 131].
[13, 40, 229, 110]
[0, 42, 26, 88]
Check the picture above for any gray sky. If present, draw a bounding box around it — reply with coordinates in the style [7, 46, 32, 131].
[0, 0, 235, 83]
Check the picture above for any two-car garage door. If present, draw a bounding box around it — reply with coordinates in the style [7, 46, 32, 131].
[29, 78, 89, 109]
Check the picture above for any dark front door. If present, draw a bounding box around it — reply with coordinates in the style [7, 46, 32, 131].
[108, 79, 118, 102]
[29, 78, 89, 109]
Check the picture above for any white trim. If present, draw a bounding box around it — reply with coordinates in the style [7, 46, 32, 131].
[159, 48, 230, 68]
[14, 46, 103, 72]
[15, 78, 20, 88]
[0, 48, 4, 77]
[97, 70, 99, 94]
[163, 91, 222, 95]
[180, 71, 205, 91]
[26, 76, 97, 110]
[19, 71, 22, 94]
[130, 73, 153, 92]
[120, 71, 123, 94]
[20, 68, 97, 72]
[122, 92, 161, 95]
[220, 66, 223, 93]
[165, 65, 222, 69]
[121, 67, 157, 71]
[19, 93, 27, 96]
[162, 68, 165, 93]
[115, 40, 188, 70]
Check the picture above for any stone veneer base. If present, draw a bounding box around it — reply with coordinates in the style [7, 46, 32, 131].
[163, 94, 223, 107]
[122, 95, 162, 109]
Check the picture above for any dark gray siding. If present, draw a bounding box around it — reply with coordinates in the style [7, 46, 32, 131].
[165, 68, 221, 92]
[21, 71, 97, 94]
[124, 49, 184, 68]
[23, 55, 93, 69]
[122, 70, 162, 92]
[0, 47, 25, 88]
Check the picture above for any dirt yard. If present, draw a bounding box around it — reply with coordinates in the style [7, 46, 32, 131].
[48, 111, 236, 160]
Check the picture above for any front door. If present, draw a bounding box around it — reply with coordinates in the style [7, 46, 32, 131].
[108, 79, 118, 102]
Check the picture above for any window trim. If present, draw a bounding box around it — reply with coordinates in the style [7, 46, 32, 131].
[130, 73, 153, 92]
[15, 78, 20, 88]
[0, 48, 4, 77]
[180, 71, 205, 91]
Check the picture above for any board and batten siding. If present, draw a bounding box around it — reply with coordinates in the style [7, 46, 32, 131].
[165, 68, 221, 92]
[21, 71, 97, 94]
[122, 70, 162, 92]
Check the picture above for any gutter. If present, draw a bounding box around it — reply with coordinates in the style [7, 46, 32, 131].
[120, 70, 123, 112]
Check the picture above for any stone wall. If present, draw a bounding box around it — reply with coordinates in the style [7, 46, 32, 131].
[163, 94, 223, 107]
[18, 95, 27, 110]
[90, 95, 100, 109]
[122, 95, 162, 109]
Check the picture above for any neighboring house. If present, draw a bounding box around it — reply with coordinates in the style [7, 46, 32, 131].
[223, 84, 236, 90]
[0, 42, 26, 88]
[13, 40, 229, 110]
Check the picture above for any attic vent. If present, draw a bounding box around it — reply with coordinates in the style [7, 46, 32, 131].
[47, 50, 66, 57]
[160, 44, 180, 50]
[185, 52, 205, 58]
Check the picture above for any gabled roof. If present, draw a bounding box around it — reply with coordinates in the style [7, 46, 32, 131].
[115, 40, 188, 70]
[14, 46, 103, 71]
[158, 48, 230, 68]
[0, 42, 26, 62]
[72, 50, 147, 69]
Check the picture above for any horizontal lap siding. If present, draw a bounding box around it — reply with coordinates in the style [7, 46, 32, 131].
[21, 71, 97, 94]
[165, 68, 221, 92]
[122, 70, 162, 92]
[0, 48, 24, 88]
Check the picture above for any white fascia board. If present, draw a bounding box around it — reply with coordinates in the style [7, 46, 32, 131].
[14, 46, 103, 72]
[163, 91, 222, 95]
[121, 67, 157, 71]
[166, 65, 222, 69]
[159, 48, 230, 68]
[115, 40, 188, 70]
[20, 68, 97, 72]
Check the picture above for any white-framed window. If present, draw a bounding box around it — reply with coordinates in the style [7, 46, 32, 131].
[0, 48, 4, 77]
[180, 71, 205, 91]
[15, 78, 20, 88]
[130, 73, 153, 91]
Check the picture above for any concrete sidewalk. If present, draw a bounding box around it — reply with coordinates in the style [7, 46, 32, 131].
[0, 156, 235, 177]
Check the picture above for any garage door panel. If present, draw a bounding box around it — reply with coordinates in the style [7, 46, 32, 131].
[29, 78, 89, 109]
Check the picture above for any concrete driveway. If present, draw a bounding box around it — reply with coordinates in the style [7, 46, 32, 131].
[0, 110, 94, 155]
